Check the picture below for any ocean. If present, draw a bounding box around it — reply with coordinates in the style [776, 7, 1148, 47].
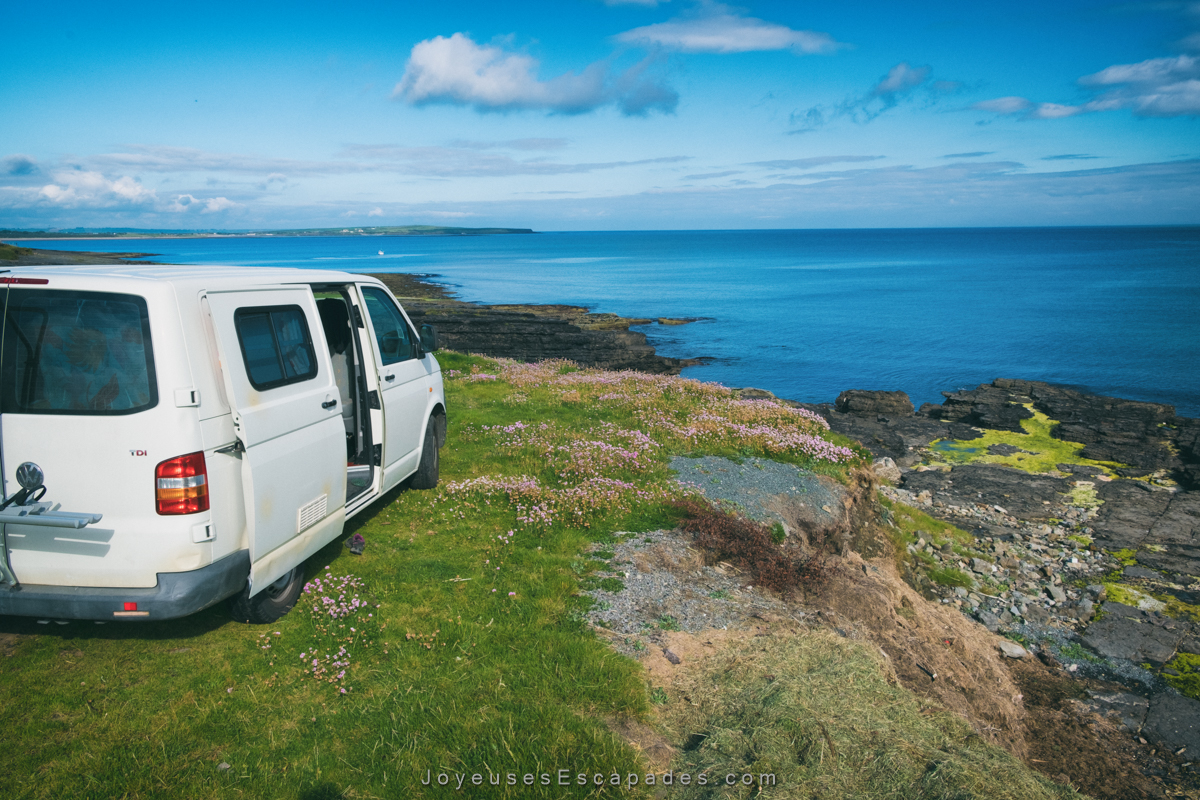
[12, 227, 1200, 417]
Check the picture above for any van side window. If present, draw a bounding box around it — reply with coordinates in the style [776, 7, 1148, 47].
[361, 287, 414, 366]
[233, 306, 318, 390]
[1, 289, 158, 415]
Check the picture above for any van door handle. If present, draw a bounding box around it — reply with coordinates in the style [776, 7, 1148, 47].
[383, 374, 395, 382]
[322, 399, 338, 409]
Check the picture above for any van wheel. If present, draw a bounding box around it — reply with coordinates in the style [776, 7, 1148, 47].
[229, 566, 304, 624]
[408, 419, 440, 490]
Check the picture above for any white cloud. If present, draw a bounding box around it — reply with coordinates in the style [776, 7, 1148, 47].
[973, 96, 1033, 114]
[747, 155, 884, 170]
[616, 8, 843, 54]
[872, 63, 930, 96]
[202, 197, 240, 213]
[38, 171, 156, 207]
[394, 33, 677, 115]
[1079, 54, 1197, 86]
[976, 54, 1200, 120]
[368, 206, 384, 217]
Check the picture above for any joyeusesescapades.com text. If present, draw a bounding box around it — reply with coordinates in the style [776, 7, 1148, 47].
[419, 769, 776, 789]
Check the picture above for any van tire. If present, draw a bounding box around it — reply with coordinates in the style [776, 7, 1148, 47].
[229, 566, 305, 624]
[408, 419, 440, 490]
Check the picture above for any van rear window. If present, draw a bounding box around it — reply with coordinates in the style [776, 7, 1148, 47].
[1, 289, 157, 415]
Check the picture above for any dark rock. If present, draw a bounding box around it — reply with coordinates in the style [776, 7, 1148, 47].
[1144, 692, 1200, 754]
[404, 300, 691, 373]
[987, 443, 1030, 456]
[1057, 463, 1106, 476]
[977, 610, 1001, 632]
[798, 403, 963, 467]
[1124, 565, 1163, 580]
[917, 402, 942, 418]
[1083, 690, 1150, 731]
[938, 383, 1034, 433]
[1081, 602, 1187, 667]
[900, 463, 1069, 520]
[834, 390, 914, 418]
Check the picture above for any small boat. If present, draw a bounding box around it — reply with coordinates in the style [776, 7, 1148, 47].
[378, 250, 384, 256]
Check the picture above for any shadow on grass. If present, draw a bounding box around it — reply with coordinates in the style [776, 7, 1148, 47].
[0, 481, 418, 643]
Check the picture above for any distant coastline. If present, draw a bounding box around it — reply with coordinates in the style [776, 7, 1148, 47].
[0, 225, 536, 240]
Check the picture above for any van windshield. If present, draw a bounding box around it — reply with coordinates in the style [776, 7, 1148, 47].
[1, 288, 157, 415]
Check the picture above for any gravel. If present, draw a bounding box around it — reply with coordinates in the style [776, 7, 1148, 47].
[669, 455, 841, 524]
[583, 527, 795, 658]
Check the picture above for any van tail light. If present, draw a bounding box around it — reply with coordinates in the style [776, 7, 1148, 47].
[155, 452, 209, 515]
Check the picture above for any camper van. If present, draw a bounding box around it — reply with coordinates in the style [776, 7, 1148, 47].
[0, 265, 446, 623]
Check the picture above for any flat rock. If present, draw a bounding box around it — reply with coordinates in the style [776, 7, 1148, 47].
[1144, 692, 1200, 753]
[900, 463, 1069, 520]
[1081, 602, 1185, 667]
[1123, 565, 1163, 580]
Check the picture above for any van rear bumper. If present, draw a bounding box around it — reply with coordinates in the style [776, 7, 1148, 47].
[0, 550, 250, 621]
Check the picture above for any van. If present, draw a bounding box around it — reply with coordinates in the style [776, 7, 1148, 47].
[0, 265, 446, 623]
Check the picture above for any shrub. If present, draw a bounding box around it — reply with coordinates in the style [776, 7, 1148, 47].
[669, 498, 828, 597]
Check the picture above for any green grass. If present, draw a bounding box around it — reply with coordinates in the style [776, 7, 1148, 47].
[0, 353, 1069, 798]
[928, 566, 976, 589]
[927, 404, 1124, 475]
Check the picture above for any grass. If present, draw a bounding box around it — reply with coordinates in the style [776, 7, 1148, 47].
[0, 352, 1073, 798]
[927, 404, 1124, 475]
[660, 630, 1082, 799]
[1165, 653, 1200, 700]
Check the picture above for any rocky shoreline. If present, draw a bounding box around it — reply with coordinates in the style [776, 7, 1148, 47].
[368, 272, 705, 374]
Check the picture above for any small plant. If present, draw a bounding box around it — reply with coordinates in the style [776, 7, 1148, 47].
[1057, 642, 1102, 663]
[650, 686, 669, 705]
[708, 589, 730, 600]
[597, 577, 626, 593]
[657, 615, 681, 631]
[1165, 653, 1200, 700]
[771, 521, 787, 544]
[928, 567, 974, 589]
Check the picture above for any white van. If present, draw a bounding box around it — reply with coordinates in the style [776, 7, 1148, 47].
[0, 265, 445, 623]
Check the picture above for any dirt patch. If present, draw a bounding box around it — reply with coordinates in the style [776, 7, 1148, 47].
[811, 542, 1032, 757]
[0, 632, 24, 657]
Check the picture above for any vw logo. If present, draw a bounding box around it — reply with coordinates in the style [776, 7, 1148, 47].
[15, 462, 44, 491]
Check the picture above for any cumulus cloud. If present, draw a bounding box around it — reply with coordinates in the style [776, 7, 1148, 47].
[615, 6, 844, 54]
[38, 171, 156, 207]
[17, 169, 239, 215]
[393, 32, 677, 115]
[789, 63, 936, 131]
[368, 206, 384, 217]
[975, 54, 1200, 120]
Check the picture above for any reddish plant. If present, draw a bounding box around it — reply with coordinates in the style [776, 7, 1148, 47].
[669, 498, 829, 597]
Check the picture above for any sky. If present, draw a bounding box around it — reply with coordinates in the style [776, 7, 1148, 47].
[2, 0, 1199, 231]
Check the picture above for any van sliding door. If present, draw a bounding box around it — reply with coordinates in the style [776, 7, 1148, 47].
[204, 289, 346, 576]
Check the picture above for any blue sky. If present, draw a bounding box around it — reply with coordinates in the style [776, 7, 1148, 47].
[2, 0, 1198, 230]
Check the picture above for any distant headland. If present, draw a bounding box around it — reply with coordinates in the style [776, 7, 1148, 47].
[0, 224, 536, 240]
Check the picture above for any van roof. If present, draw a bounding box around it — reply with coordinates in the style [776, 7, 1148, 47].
[1, 264, 385, 292]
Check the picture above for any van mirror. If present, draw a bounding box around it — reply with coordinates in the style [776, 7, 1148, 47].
[419, 324, 439, 352]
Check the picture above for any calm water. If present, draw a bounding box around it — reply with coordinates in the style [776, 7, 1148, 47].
[13, 227, 1200, 416]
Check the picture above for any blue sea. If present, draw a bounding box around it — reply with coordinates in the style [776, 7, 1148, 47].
[12, 227, 1200, 417]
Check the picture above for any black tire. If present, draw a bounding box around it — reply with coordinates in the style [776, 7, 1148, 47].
[408, 418, 440, 490]
[229, 565, 304, 624]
